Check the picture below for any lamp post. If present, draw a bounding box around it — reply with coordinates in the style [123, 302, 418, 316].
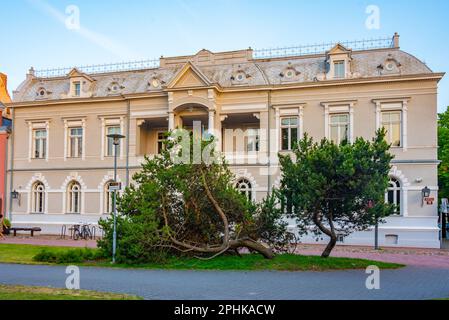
[107, 133, 125, 264]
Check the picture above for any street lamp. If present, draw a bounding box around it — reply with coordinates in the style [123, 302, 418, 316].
[107, 133, 125, 264]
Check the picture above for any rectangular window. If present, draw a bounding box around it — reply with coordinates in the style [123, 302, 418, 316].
[33, 129, 47, 159]
[246, 128, 260, 152]
[106, 126, 121, 157]
[157, 132, 167, 154]
[281, 117, 299, 151]
[329, 114, 349, 144]
[69, 127, 83, 158]
[334, 61, 345, 79]
[74, 82, 81, 96]
[382, 111, 402, 147]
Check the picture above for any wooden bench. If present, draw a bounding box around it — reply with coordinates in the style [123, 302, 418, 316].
[10, 227, 42, 237]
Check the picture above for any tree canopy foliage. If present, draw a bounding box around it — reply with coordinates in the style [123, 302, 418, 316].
[278, 129, 395, 257]
[439, 107, 449, 200]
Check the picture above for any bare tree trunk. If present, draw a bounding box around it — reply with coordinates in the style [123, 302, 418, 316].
[230, 239, 274, 259]
[313, 211, 337, 258]
[321, 232, 337, 258]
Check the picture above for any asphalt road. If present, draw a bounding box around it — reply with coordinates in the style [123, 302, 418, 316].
[1, 263, 448, 300]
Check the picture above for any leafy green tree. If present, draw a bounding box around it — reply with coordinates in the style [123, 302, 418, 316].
[439, 107, 449, 200]
[99, 133, 287, 263]
[278, 129, 395, 258]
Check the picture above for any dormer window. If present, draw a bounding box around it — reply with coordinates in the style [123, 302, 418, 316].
[74, 82, 81, 96]
[334, 61, 345, 79]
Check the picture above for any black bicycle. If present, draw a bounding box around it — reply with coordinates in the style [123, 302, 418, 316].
[72, 224, 93, 240]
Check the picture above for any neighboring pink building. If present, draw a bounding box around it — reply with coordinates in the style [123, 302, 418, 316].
[0, 72, 11, 225]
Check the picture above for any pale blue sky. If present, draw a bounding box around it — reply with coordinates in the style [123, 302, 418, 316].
[0, 0, 447, 112]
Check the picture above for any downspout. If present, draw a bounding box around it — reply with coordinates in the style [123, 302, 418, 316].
[267, 90, 272, 196]
[125, 97, 130, 187]
[8, 107, 14, 221]
[3, 127, 10, 222]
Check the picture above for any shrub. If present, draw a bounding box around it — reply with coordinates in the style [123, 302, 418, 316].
[33, 248, 101, 264]
[3, 218, 11, 228]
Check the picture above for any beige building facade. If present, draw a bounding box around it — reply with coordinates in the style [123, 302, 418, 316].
[6, 34, 445, 248]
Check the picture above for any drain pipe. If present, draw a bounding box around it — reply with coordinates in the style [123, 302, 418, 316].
[124, 96, 131, 187]
[267, 90, 272, 196]
[7, 107, 14, 221]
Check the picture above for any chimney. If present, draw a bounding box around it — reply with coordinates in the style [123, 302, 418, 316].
[393, 32, 400, 49]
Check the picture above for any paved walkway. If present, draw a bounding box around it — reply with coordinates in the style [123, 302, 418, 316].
[295, 244, 449, 269]
[0, 235, 97, 248]
[1, 263, 449, 300]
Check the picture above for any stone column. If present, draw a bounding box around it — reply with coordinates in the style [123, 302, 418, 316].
[168, 112, 175, 131]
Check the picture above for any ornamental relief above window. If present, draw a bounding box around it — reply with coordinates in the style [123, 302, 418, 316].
[107, 79, 126, 94]
[377, 54, 402, 75]
[230, 65, 252, 85]
[279, 62, 301, 82]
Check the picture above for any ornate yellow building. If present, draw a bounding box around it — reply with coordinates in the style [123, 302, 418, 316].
[6, 34, 446, 248]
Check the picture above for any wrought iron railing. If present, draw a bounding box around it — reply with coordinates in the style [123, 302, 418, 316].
[252, 36, 395, 59]
[34, 59, 160, 78]
[34, 36, 395, 78]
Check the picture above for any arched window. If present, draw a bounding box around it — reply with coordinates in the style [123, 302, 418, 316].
[104, 181, 114, 214]
[236, 178, 253, 201]
[32, 182, 45, 213]
[386, 178, 401, 215]
[67, 181, 81, 214]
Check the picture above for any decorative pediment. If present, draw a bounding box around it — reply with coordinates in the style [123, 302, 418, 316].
[67, 68, 94, 82]
[327, 43, 351, 56]
[167, 62, 211, 89]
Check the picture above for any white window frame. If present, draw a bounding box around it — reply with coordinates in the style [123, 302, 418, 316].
[73, 81, 81, 96]
[274, 105, 305, 152]
[321, 101, 356, 144]
[31, 182, 45, 214]
[64, 119, 86, 160]
[67, 181, 82, 214]
[381, 111, 402, 148]
[374, 99, 409, 151]
[104, 181, 114, 214]
[333, 60, 345, 79]
[246, 128, 260, 153]
[100, 117, 125, 160]
[27, 121, 50, 162]
[386, 178, 402, 216]
[280, 117, 299, 151]
[329, 113, 350, 144]
[235, 178, 254, 202]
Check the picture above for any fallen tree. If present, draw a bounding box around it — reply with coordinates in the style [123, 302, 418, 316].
[98, 133, 287, 263]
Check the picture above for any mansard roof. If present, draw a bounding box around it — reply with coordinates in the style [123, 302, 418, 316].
[12, 45, 437, 103]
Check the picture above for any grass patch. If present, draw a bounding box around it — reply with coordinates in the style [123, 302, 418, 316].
[0, 244, 71, 264]
[0, 285, 141, 300]
[0, 244, 404, 271]
[97, 254, 403, 271]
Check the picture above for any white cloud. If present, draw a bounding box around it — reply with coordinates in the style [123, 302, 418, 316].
[27, 0, 139, 59]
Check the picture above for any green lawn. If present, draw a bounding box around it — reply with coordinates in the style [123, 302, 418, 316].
[0, 285, 141, 300]
[0, 243, 404, 271]
[0, 244, 71, 264]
